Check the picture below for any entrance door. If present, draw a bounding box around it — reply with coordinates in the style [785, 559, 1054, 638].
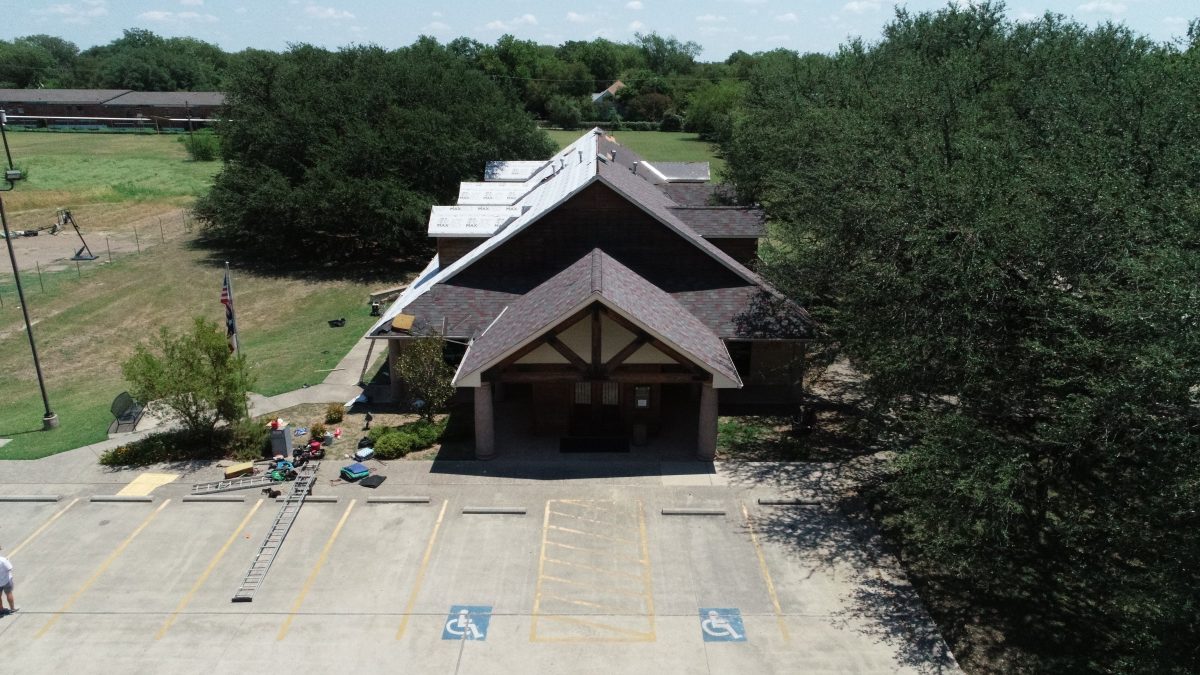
[570, 381, 622, 436]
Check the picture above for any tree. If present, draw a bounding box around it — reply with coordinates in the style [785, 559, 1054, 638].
[683, 79, 744, 143]
[726, 3, 1200, 671]
[122, 317, 255, 446]
[634, 32, 702, 75]
[546, 95, 583, 130]
[194, 39, 555, 258]
[0, 40, 55, 88]
[394, 336, 455, 422]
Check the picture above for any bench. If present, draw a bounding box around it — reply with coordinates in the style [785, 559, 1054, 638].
[109, 391, 145, 434]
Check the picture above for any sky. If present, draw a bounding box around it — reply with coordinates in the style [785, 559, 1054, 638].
[3, 0, 1195, 60]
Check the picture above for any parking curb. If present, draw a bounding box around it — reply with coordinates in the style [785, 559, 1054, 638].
[0, 495, 62, 502]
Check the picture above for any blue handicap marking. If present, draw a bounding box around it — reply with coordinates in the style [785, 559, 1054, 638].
[442, 605, 492, 641]
[699, 608, 746, 642]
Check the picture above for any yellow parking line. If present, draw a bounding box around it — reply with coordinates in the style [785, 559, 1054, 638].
[545, 539, 645, 564]
[530, 500, 553, 641]
[548, 510, 623, 527]
[547, 524, 638, 545]
[541, 593, 636, 613]
[636, 499, 655, 639]
[539, 574, 647, 597]
[155, 499, 264, 640]
[544, 557, 645, 581]
[742, 502, 790, 642]
[277, 499, 356, 640]
[10, 498, 79, 557]
[36, 500, 171, 639]
[538, 614, 656, 640]
[395, 499, 449, 640]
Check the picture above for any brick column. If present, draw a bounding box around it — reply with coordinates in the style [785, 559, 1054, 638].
[474, 383, 496, 460]
[697, 383, 717, 461]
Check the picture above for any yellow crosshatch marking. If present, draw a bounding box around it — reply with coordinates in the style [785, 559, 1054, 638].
[531, 499, 655, 643]
[117, 472, 179, 496]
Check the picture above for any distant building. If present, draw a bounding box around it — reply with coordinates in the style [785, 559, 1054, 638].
[591, 80, 626, 104]
[0, 89, 224, 130]
[370, 128, 811, 460]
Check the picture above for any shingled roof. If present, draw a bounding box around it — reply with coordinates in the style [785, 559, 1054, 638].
[667, 206, 765, 238]
[453, 249, 741, 388]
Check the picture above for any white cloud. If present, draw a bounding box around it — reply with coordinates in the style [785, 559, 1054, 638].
[40, 0, 108, 23]
[422, 21, 450, 32]
[180, 0, 203, 5]
[763, 34, 789, 42]
[234, 6, 247, 14]
[629, 20, 645, 30]
[1163, 16, 1189, 26]
[696, 14, 726, 22]
[567, 11, 593, 23]
[1077, 1, 1125, 14]
[699, 26, 736, 35]
[842, 1, 881, 14]
[432, 11, 442, 17]
[304, 4, 354, 20]
[486, 13, 538, 30]
[626, 1, 643, 8]
[775, 12, 799, 22]
[138, 9, 217, 22]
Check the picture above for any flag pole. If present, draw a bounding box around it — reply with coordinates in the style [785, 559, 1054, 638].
[223, 261, 250, 419]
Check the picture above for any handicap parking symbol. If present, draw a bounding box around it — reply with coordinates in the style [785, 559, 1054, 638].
[442, 605, 492, 641]
[699, 608, 746, 642]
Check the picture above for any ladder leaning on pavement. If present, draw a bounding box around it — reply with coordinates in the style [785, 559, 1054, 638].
[191, 472, 278, 495]
[231, 463, 320, 602]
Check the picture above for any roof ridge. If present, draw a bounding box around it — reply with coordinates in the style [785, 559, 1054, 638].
[590, 248, 603, 294]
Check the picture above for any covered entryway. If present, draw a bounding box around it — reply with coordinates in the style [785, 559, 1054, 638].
[455, 250, 739, 460]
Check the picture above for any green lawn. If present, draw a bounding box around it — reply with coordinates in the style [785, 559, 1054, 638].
[546, 129, 725, 176]
[4, 130, 219, 211]
[0, 131, 382, 460]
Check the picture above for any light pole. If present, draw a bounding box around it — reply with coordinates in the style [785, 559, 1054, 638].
[0, 109, 58, 430]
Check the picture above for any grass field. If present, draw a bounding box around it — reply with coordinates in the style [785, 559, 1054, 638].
[0, 132, 382, 460]
[546, 129, 725, 176]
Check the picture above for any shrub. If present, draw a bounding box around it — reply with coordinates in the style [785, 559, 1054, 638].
[309, 421, 327, 440]
[367, 418, 448, 459]
[99, 430, 222, 467]
[182, 132, 219, 161]
[324, 403, 344, 424]
[228, 418, 271, 461]
[659, 113, 683, 132]
[547, 95, 583, 131]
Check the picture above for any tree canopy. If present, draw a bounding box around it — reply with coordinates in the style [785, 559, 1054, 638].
[193, 40, 555, 258]
[725, 4, 1200, 671]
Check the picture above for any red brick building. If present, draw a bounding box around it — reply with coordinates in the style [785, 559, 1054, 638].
[370, 129, 811, 459]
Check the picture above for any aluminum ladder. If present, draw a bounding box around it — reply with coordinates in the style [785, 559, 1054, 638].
[231, 463, 319, 602]
[191, 472, 278, 495]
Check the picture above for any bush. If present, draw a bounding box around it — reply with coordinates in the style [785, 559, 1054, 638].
[324, 403, 344, 424]
[309, 421, 327, 440]
[228, 419, 271, 461]
[181, 132, 219, 161]
[659, 113, 683, 132]
[368, 418, 448, 460]
[547, 95, 583, 131]
[99, 430, 222, 467]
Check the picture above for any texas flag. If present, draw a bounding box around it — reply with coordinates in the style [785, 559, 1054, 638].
[220, 269, 238, 353]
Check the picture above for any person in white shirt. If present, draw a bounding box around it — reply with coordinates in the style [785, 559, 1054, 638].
[0, 548, 14, 614]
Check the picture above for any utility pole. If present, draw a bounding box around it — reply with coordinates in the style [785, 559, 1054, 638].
[0, 109, 58, 430]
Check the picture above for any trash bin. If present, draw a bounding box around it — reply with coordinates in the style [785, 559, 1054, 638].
[270, 424, 293, 455]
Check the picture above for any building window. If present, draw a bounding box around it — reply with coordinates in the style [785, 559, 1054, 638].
[602, 381, 619, 405]
[574, 382, 591, 404]
[634, 386, 650, 409]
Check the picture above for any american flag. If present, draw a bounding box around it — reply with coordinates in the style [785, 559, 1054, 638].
[221, 269, 238, 353]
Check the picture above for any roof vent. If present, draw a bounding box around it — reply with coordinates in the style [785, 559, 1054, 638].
[632, 161, 639, 175]
[610, 150, 617, 162]
[578, 149, 583, 163]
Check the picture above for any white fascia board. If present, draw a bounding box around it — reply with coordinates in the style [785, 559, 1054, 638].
[368, 254, 441, 337]
[592, 297, 742, 389]
[452, 297, 593, 387]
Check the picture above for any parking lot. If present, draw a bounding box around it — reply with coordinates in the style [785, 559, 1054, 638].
[0, 458, 958, 674]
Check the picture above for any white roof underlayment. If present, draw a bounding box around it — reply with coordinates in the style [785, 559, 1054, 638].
[427, 205, 524, 237]
[372, 127, 773, 339]
[484, 160, 547, 182]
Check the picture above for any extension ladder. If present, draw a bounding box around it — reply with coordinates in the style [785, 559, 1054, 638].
[231, 463, 319, 602]
[191, 472, 278, 495]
